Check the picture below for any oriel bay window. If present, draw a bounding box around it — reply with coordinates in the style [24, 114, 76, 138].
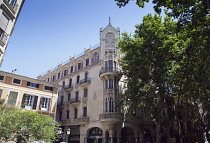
[105, 97, 117, 112]
[105, 79, 118, 89]
[105, 60, 116, 70]
[21, 94, 38, 110]
[40, 97, 51, 111]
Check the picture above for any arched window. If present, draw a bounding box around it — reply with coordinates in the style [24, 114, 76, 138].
[62, 81, 65, 88]
[85, 72, 88, 81]
[69, 78, 72, 87]
[109, 97, 114, 112]
[77, 76, 80, 83]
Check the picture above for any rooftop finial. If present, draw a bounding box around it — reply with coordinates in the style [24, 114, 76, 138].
[109, 17, 111, 24]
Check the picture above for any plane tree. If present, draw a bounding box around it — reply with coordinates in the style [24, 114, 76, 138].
[119, 13, 178, 143]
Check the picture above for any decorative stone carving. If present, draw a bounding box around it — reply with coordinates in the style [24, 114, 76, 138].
[91, 52, 99, 64]
[93, 92, 97, 100]
[105, 33, 115, 45]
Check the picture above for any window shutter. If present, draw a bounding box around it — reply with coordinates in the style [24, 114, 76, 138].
[32, 96, 38, 110]
[0, 14, 9, 31]
[47, 98, 51, 111]
[39, 97, 43, 110]
[21, 94, 27, 108]
[0, 89, 3, 97]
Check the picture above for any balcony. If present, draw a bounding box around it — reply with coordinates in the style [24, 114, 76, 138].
[99, 112, 124, 123]
[57, 102, 65, 108]
[2, 0, 19, 17]
[0, 29, 9, 47]
[99, 67, 120, 79]
[60, 119, 71, 125]
[64, 84, 74, 91]
[79, 78, 91, 86]
[73, 117, 89, 125]
[70, 98, 81, 105]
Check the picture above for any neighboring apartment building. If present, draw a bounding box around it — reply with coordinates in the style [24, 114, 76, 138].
[38, 23, 155, 143]
[0, 0, 25, 66]
[0, 70, 60, 118]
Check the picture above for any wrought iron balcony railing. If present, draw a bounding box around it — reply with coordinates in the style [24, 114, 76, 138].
[57, 102, 65, 107]
[73, 117, 89, 124]
[4, 0, 19, 12]
[70, 98, 81, 104]
[99, 112, 124, 120]
[99, 67, 120, 77]
[64, 84, 74, 91]
[79, 78, 91, 85]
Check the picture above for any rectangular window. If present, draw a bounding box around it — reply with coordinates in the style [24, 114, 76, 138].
[70, 66, 73, 73]
[52, 75, 56, 81]
[44, 85, 53, 91]
[7, 91, 18, 106]
[66, 110, 70, 119]
[78, 63, 81, 70]
[84, 88, 88, 97]
[0, 89, 3, 98]
[0, 75, 4, 81]
[21, 94, 38, 110]
[109, 79, 114, 89]
[64, 69, 68, 76]
[59, 111, 62, 121]
[86, 59, 89, 66]
[27, 82, 39, 88]
[13, 78, 21, 85]
[68, 93, 71, 101]
[75, 91, 79, 100]
[77, 76, 80, 83]
[58, 73, 60, 79]
[74, 108, 78, 119]
[40, 97, 51, 111]
[83, 107, 87, 117]
[7, 0, 17, 7]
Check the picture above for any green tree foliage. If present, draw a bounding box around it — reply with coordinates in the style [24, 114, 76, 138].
[116, 0, 210, 142]
[119, 13, 178, 143]
[0, 106, 60, 143]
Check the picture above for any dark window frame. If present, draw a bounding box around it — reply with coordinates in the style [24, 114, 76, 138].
[12, 78, 21, 85]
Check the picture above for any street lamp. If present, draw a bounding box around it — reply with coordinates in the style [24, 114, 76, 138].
[58, 127, 71, 143]
[58, 127, 62, 134]
[67, 128, 71, 135]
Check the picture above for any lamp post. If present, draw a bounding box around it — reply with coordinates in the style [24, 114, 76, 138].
[58, 127, 71, 143]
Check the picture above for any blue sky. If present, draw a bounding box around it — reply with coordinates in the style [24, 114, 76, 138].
[1, 0, 156, 78]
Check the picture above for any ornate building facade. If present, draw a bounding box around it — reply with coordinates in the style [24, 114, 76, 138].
[0, 0, 25, 66]
[38, 23, 155, 143]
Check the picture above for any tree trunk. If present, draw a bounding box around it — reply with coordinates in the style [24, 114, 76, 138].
[197, 132, 205, 143]
[206, 130, 210, 143]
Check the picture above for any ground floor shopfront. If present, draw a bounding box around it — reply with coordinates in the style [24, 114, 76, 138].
[62, 121, 155, 143]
